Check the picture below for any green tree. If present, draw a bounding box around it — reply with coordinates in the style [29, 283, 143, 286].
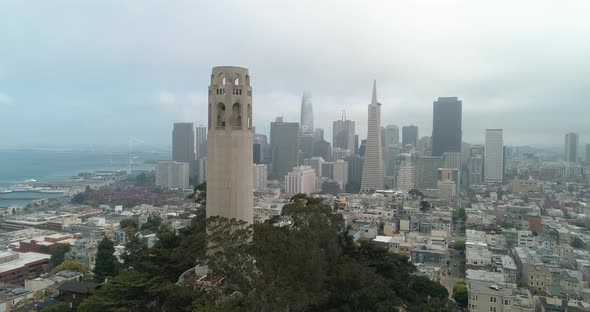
[40, 303, 70, 312]
[93, 237, 118, 283]
[71, 192, 86, 204]
[419, 200, 431, 212]
[452, 281, 468, 308]
[52, 259, 88, 273]
[140, 216, 162, 232]
[453, 240, 466, 252]
[50, 244, 71, 268]
[120, 218, 136, 230]
[120, 232, 147, 270]
[136, 172, 148, 186]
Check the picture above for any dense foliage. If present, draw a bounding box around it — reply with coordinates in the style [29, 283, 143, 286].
[452, 280, 468, 308]
[50, 243, 71, 268]
[93, 237, 118, 283]
[79, 188, 454, 311]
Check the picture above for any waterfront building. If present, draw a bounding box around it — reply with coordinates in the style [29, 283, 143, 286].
[155, 161, 189, 189]
[565, 132, 578, 163]
[172, 122, 196, 179]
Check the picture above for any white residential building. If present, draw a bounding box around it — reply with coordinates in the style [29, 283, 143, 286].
[253, 164, 268, 190]
[333, 159, 348, 190]
[284, 166, 316, 195]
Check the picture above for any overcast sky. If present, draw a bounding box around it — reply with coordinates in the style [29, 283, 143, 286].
[1, 1, 589, 148]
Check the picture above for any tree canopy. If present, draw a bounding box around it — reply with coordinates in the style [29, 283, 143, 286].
[452, 281, 468, 308]
[50, 244, 71, 268]
[93, 237, 118, 283]
[79, 190, 454, 311]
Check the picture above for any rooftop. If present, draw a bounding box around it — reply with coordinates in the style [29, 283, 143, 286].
[501, 255, 517, 270]
[0, 252, 50, 273]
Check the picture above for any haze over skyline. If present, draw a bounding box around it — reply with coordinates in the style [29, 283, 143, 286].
[1, 1, 589, 147]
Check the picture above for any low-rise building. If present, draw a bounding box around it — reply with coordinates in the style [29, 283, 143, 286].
[467, 280, 534, 312]
[0, 252, 50, 286]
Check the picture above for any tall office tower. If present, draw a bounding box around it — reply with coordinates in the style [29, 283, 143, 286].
[359, 139, 367, 157]
[172, 122, 196, 179]
[313, 139, 332, 161]
[384, 145, 401, 177]
[333, 159, 349, 190]
[284, 166, 316, 195]
[304, 157, 325, 178]
[402, 125, 419, 148]
[270, 117, 300, 179]
[586, 144, 590, 163]
[415, 156, 444, 189]
[321, 162, 335, 179]
[206, 66, 253, 223]
[394, 153, 415, 190]
[333, 147, 352, 161]
[300, 91, 314, 135]
[253, 164, 268, 190]
[484, 129, 504, 184]
[468, 156, 484, 186]
[417, 136, 431, 156]
[345, 155, 364, 193]
[382, 125, 400, 178]
[299, 134, 314, 163]
[354, 135, 359, 155]
[461, 141, 471, 168]
[253, 133, 267, 164]
[198, 157, 207, 184]
[382, 125, 400, 147]
[565, 132, 579, 163]
[431, 97, 462, 156]
[437, 168, 459, 199]
[443, 152, 461, 170]
[361, 81, 384, 191]
[196, 125, 207, 160]
[155, 161, 190, 189]
[333, 116, 355, 151]
[313, 128, 324, 143]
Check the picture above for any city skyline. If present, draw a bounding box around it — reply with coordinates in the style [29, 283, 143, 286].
[1, 1, 590, 147]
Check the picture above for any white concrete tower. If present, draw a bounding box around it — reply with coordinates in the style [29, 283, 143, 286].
[360, 80, 384, 191]
[207, 66, 253, 224]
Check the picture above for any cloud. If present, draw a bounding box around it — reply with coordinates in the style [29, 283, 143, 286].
[1, 1, 590, 146]
[154, 90, 176, 107]
[0, 92, 13, 106]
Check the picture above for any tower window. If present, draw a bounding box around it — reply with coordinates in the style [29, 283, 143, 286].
[247, 104, 252, 129]
[232, 103, 242, 128]
[217, 103, 226, 128]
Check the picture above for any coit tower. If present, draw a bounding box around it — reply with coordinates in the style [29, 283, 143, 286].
[206, 66, 253, 224]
